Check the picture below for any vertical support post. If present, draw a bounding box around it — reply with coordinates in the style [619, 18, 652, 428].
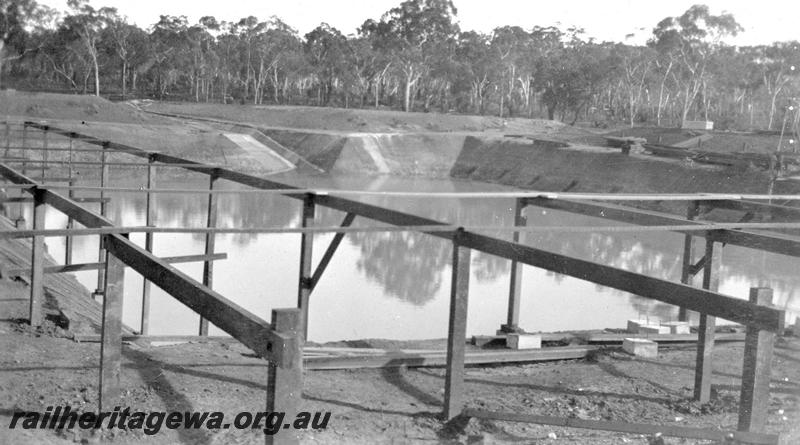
[3, 121, 9, 155]
[501, 198, 526, 333]
[140, 156, 156, 335]
[297, 194, 315, 341]
[678, 201, 700, 321]
[40, 126, 48, 179]
[21, 123, 27, 164]
[444, 229, 471, 420]
[198, 172, 219, 336]
[64, 132, 75, 265]
[29, 188, 46, 327]
[98, 241, 125, 412]
[20, 123, 27, 180]
[266, 308, 302, 445]
[738, 288, 775, 432]
[694, 239, 722, 403]
[96, 144, 109, 294]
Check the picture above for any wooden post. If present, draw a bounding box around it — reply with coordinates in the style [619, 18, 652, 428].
[20, 124, 27, 176]
[64, 132, 75, 265]
[40, 127, 48, 179]
[266, 308, 302, 445]
[444, 229, 471, 420]
[501, 198, 526, 333]
[678, 201, 699, 321]
[98, 243, 125, 412]
[694, 239, 721, 403]
[3, 121, 9, 155]
[297, 194, 315, 341]
[140, 157, 156, 335]
[738, 288, 775, 432]
[198, 172, 218, 336]
[96, 144, 109, 294]
[29, 188, 46, 327]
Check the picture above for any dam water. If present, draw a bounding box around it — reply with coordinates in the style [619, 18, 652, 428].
[28, 174, 800, 342]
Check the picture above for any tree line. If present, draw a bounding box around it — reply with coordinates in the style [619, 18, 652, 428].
[1, 0, 799, 130]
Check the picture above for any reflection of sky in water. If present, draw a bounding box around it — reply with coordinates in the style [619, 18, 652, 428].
[26, 174, 800, 341]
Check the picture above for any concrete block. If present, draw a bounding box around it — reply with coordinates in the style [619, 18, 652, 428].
[627, 319, 650, 332]
[627, 319, 668, 334]
[622, 338, 658, 358]
[682, 120, 714, 130]
[637, 324, 671, 335]
[661, 321, 691, 334]
[506, 333, 542, 350]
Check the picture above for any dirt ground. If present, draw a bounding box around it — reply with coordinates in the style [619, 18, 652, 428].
[1, 285, 799, 445]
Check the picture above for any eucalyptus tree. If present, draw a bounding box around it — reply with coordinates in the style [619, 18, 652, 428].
[361, 0, 459, 112]
[64, 0, 119, 96]
[305, 23, 347, 106]
[650, 4, 742, 123]
[455, 31, 494, 114]
[1, 0, 46, 87]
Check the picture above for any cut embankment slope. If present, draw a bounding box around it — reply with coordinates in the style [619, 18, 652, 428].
[223, 133, 295, 173]
[265, 130, 467, 176]
[450, 136, 800, 196]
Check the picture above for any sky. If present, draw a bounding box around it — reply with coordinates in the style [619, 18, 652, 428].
[35, 0, 800, 46]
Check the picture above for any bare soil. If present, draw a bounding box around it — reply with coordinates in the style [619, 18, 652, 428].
[144, 102, 567, 135]
[1, 289, 799, 445]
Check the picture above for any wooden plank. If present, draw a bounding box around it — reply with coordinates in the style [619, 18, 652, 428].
[502, 198, 526, 333]
[305, 346, 596, 370]
[41, 189, 114, 228]
[464, 409, 779, 444]
[526, 198, 800, 258]
[444, 232, 471, 420]
[98, 249, 125, 412]
[29, 189, 45, 326]
[266, 309, 303, 445]
[694, 239, 721, 403]
[2, 253, 227, 277]
[309, 212, 356, 292]
[199, 173, 218, 336]
[103, 234, 286, 364]
[457, 231, 783, 333]
[73, 334, 239, 343]
[738, 288, 776, 432]
[584, 332, 745, 344]
[700, 199, 800, 222]
[297, 194, 315, 340]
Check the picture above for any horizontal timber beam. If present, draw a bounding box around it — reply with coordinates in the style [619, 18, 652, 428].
[104, 234, 291, 365]
[698, 199, 800, 222]
[526, 197, 800, 258]
[0, 161, 292, 365]
[1, 253, 228, 277]
[457, 230, 784, 332]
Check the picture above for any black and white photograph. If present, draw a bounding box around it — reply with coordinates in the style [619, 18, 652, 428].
[1, 0, 799, 443]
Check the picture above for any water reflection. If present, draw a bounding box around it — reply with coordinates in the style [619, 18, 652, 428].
[38, 174, 800, 340]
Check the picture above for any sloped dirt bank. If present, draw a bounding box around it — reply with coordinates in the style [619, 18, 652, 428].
[450, 136, 799, 198]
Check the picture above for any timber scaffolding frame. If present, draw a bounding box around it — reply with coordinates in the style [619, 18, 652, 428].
[0, 121, 795, 444]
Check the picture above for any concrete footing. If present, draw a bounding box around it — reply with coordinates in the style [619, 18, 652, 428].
[622, 338, 658, 358]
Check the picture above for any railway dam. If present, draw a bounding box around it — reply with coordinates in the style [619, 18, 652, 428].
[1, 120, 799, 444]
